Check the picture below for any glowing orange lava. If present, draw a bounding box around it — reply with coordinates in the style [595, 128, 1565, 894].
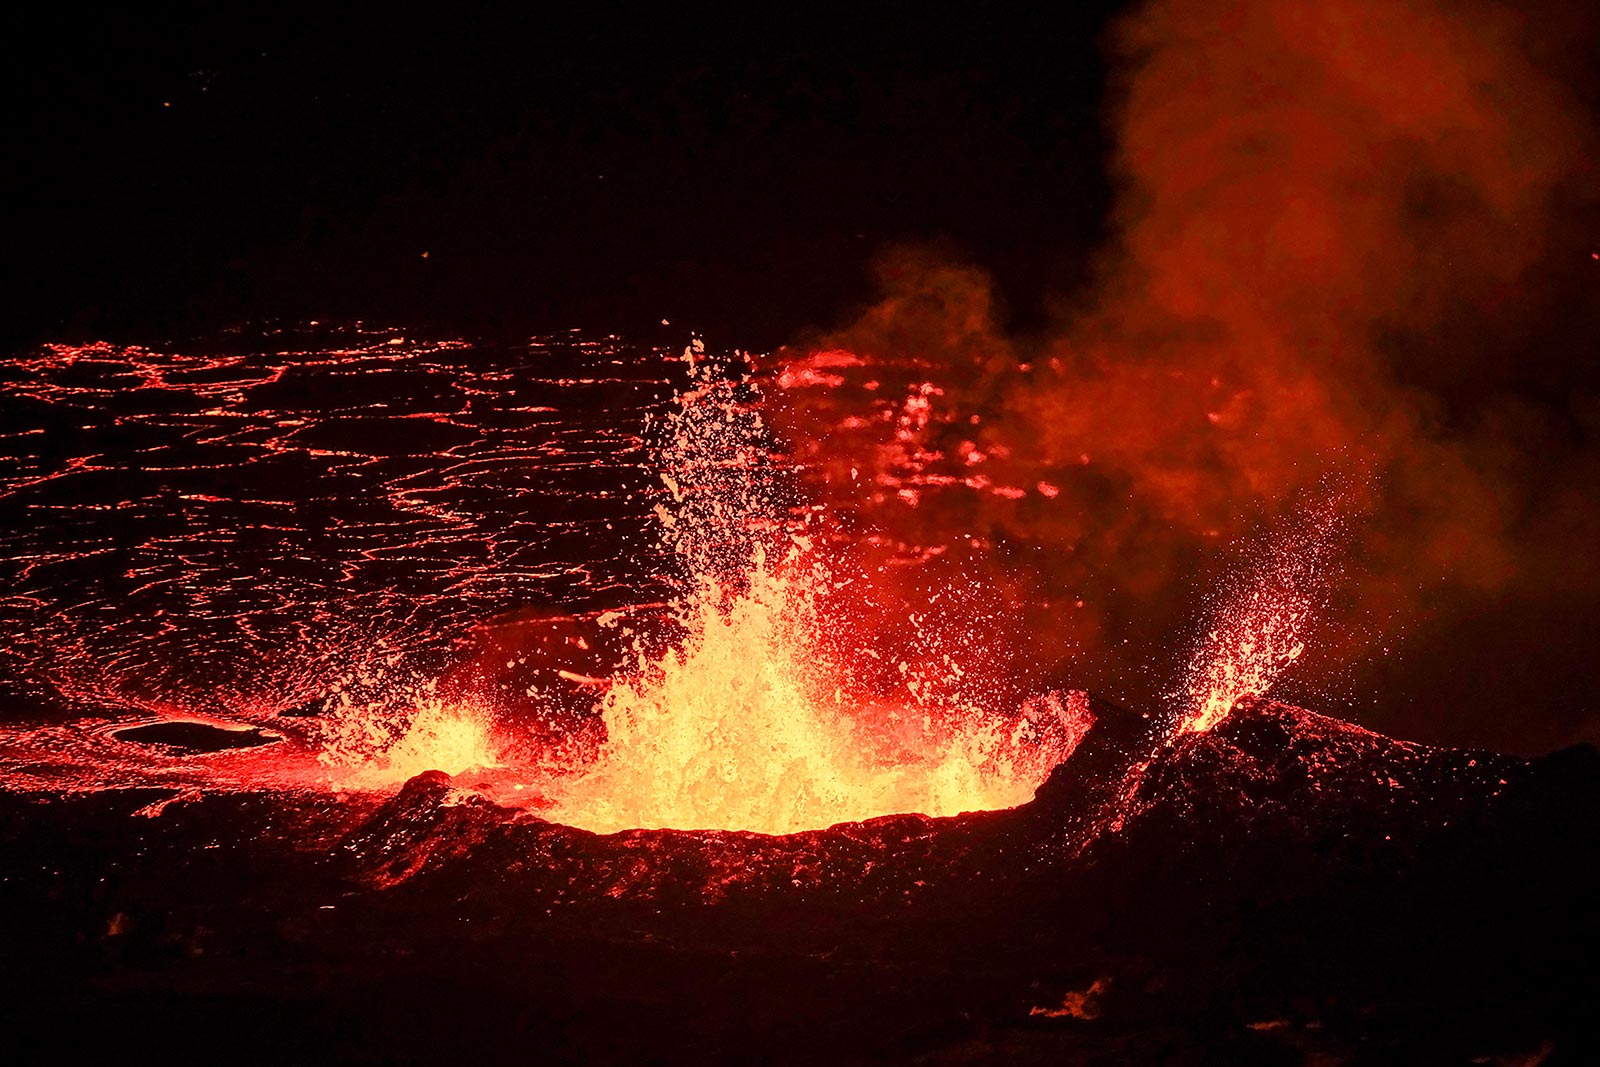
[0, 335, 1081, 823]
[543, 548, 1081, 834]
[317, 687, 503, 788]
[1179, 587, 1309, 735]
[539, 345, 1081, 833]
[1177, 503, 1342, 734]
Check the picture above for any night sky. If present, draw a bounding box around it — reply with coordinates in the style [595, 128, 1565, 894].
[9, 5, 1116, 349]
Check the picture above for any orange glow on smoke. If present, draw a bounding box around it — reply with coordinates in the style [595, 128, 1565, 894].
[767, 0, 1596, 723]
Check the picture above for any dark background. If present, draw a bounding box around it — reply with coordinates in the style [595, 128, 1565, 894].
[7, 5, 1116, 351]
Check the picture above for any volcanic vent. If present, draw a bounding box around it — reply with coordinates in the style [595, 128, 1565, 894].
[0, 329, 1595, 1065]
[527, 342, 1088, 834]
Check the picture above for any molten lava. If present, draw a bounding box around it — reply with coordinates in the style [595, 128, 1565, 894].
[1179, 586, 1309, 736]
[1178, 503, 1343, 735]
[543, 346, 1081, 833]
[317, 687, 502, 787]
[0, 332, 1083, 819]
[543, 550, 1080, 834]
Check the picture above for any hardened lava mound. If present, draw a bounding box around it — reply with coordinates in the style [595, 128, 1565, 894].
[2, 695, 1595, 1064]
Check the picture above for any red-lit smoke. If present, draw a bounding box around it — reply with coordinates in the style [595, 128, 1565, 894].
[769, 0, 1600, 743]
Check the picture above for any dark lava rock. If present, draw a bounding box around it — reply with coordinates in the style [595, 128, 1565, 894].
[111, 720, 281, 753]
[3, 697, 1597, 1065]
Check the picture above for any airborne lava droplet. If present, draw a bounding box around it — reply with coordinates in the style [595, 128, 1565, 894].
[1178, 497, 1347, 735]
[542, 348, 1083, 834]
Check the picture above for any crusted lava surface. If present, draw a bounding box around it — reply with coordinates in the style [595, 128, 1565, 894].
[3, 696, 1595, 1065]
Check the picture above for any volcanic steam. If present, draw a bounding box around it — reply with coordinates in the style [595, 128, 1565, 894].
[769, 0, 1600, 748]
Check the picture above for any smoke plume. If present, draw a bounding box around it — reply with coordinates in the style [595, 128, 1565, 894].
[770, 0, 1600, 749]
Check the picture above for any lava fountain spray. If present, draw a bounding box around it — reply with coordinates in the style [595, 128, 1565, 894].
[543, 342, 1084, 834]
[1178, 496, 1348, 735]
[316, 680, 503, 787]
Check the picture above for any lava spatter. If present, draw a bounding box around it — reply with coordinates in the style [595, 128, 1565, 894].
[1177, 497, 1348, 735]
[0, 329, 1083, 819]
[314, 680, 504, 787]
[540, 344, 1082, 833]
